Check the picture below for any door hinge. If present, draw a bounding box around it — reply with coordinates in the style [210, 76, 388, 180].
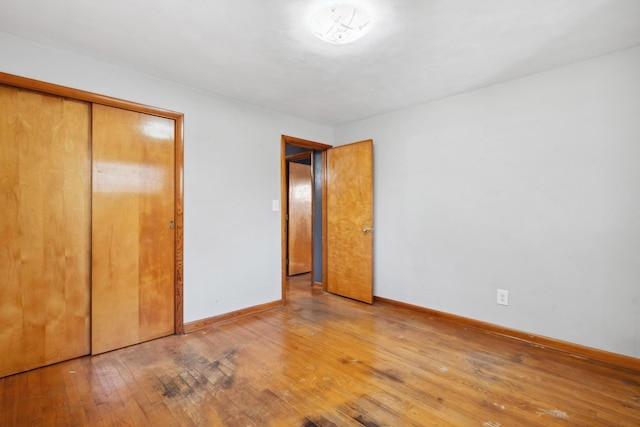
[286, 259, 289, 266]
[169, 220, 175, 230]
[285, 214, 289, 221]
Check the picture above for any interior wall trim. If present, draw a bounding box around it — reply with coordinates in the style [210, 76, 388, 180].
[0, 71, 186, 335]
[183, 300, 283, 333]
[374, 296, 640, 372]
[281, 135, 332, 150]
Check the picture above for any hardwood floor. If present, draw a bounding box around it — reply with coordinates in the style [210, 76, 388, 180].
[1, 275, 639, 426]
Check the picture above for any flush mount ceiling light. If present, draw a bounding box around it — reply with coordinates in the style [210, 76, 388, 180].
[309, 3, 372, 45]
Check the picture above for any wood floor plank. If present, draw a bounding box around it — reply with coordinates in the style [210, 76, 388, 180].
[263, 313, 535, 426]
[1, 274, 639, 426]
[238, 317, 454, 426]
[369, 301, 640, 425]
[61, 359, 102, 427]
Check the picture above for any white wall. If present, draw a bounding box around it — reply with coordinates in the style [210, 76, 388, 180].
[336, 46, 640, 358]
[0, 33, 334, 323]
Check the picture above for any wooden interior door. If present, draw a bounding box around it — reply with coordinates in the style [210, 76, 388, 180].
[326, 140, 374, 303]
[288, 161, 313, 276]
[0, 86, 91, 377]
[91, 104, 175, 355]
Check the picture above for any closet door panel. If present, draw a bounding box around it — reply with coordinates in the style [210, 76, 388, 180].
[0, 86, 91, 377]
[91, 104, 175, 355]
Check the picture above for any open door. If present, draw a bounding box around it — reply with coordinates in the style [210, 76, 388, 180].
[287, 160, 313, 276]
[326, 140, 374, 303]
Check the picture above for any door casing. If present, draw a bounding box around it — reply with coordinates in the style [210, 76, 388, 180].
[281, 136, 331, 301]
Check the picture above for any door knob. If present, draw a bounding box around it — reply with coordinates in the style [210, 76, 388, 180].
[362, 226, 372, 233]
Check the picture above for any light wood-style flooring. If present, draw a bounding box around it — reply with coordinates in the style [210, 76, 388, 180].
[1, 274, 639, 426]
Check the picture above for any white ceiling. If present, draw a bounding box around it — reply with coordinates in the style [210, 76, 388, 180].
[1, 0, 639, 126]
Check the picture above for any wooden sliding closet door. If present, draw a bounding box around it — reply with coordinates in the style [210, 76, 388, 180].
[0, 86, 91, 377]
[91, 104, 175, 355]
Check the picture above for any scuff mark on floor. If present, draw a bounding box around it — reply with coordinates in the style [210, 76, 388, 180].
[483, 421, 501, 427]
[621, 378, 640, 387]
[537, 408, 569, 419]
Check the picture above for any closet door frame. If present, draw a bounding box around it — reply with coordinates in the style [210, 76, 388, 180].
[0, 72, 186, 334]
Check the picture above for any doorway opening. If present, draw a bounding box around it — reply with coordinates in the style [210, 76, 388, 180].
[281, 135, 332, 302]
[286, 152, 313, 277]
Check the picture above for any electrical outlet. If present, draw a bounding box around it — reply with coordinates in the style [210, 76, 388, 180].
[497, 289, 509, 306]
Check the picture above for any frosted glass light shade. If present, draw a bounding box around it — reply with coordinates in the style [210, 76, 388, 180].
[309, 3, 372, 44]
